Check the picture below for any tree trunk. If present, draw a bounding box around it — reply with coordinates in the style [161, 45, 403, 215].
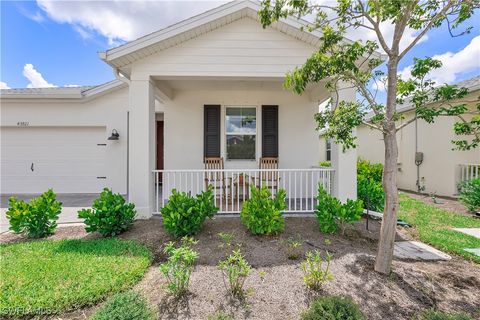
[374, 127, 399, 274]
[374, 55, 400, 274]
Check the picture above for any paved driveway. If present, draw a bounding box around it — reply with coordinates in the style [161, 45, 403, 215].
[0, 194, 98, 234]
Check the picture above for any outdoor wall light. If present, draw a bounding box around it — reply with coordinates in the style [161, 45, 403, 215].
[108, 129, 120, 140]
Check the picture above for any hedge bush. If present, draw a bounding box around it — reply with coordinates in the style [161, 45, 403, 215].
[301, 295, 365, 320]
[91, 290, 155, 320]
[316, 185, 363, 234]
[161, 185, 218, 238]
[357, 158, 384, 212]
[6, 189, 62, 238]
[78, 188, 136, 237]
[240, 186, 287, 235]
[458, 178, 480, 212]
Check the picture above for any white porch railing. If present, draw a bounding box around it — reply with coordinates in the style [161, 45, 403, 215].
[153, 168, 335, 214]
[459, 163, 480, 183]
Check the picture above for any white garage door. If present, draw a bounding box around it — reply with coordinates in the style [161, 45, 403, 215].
[1, 126, 107, 194]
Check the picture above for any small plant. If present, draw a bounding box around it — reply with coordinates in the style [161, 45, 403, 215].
[208, 311, 234, 320]
[324, 239, 332, 246]
[301, 250, 333, 291]
[218, 249, 251, 297]
[240, 186, 287, 235]
[319, 160, 331, 167]
[281, 234, 304, 260]
[161, 185, 218, 238]
[218, 232, 236, 252]
[259, 270, 267, 282]
[91, 290, 155, 320]
[78, 188, 136, 237]
[301, 295, 365, 320]
[315, 185, 363, 234]
[6, 189, 62, 238]
[418, 310, 473, 320]
[458, 178, 480, 212]
[159, 237, 199, 296]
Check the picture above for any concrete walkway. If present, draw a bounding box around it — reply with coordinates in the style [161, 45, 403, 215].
[452, 228, 480, 239]
[394, 241, 452, 261]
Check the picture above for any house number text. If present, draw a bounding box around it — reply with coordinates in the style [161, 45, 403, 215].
[17, 122, 29, 127]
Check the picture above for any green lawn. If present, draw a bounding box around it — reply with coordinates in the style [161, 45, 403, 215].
[0, 238, 152, 317]
[398, 194, 480, 263]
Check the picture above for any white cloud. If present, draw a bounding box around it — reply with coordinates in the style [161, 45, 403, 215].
[399, 35, 480, 84]
[23, 64, 57, 88]
[0, 81, 10, 89]
[36, 0, 227, 45]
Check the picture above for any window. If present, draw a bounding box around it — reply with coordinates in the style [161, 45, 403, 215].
[326, 139, 332, 161]
[225, 107, 256, 160]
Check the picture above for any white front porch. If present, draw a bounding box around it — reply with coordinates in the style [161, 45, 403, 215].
[127, 77, 358, 218]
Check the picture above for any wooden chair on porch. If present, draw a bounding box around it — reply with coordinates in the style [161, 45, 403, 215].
[204, 157, 228, 200]
[258, 157, 280, 190]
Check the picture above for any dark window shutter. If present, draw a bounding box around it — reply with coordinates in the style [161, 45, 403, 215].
[262, 105, 278, 157]
[204, 105, 221, 158]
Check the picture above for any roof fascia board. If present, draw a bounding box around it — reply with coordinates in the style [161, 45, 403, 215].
[104, 0, 252, 61]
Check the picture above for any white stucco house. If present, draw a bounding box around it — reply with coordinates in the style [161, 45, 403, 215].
[1, 0, 366, 218]
[319, 76, 480, 198]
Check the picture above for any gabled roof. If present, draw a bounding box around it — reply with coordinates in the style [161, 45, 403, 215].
[0, 80, 126, 100]
[99, 0, 363, 70]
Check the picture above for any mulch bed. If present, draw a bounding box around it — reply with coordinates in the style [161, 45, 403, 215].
[1, 217, 479, 320]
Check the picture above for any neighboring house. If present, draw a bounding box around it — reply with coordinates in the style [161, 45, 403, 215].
[319, 76, 480, 198]
[1, 0, 377, 217]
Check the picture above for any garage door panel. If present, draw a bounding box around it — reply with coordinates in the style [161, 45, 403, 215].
[1, 127, 108, 194]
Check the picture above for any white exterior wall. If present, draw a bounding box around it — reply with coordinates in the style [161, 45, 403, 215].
[130, 18, 316, 80]
[0, 87, 129, 194]
[325, 93, 480, 197]
[163, 86, 319, 170]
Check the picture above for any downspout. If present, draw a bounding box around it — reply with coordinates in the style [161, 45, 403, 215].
[113, 68, 131, 199]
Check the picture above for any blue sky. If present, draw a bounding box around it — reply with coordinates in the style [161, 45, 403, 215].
[1, 1, 479, 90]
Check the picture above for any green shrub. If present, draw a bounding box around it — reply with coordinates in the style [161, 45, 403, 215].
[78, 188, 136, 237]
[358, 173, 384, 212]
[6, 189, 62, 238]
[418, 310, 473, 320]
[301, 250, 333, 291]
[357, 158, 383, 183]
[91, 290, 155, 320]
[161, 185, 218, 238]
[159, 237, 198, 296]
[319, 160, 331, 167]
[240, 186, 287, 235]
[316, 185, 363, 234]
[301, 295, 365, 320]
[357, 158, 384, 212]
[218, 249, 251, 296]
[458, 178, 480, 212]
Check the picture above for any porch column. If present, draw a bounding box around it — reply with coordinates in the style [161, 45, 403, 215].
[331, 84, 357, 202]
[128, 79, 155, 218]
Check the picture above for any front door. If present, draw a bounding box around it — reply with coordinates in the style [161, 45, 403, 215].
[156, 121, 164, 182]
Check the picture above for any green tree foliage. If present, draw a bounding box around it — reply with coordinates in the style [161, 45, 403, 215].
[259, 0, 479, 274]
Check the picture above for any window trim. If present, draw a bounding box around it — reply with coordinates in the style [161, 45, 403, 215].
[326, 138, 332, 161]
[224, 105, 257, 161]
